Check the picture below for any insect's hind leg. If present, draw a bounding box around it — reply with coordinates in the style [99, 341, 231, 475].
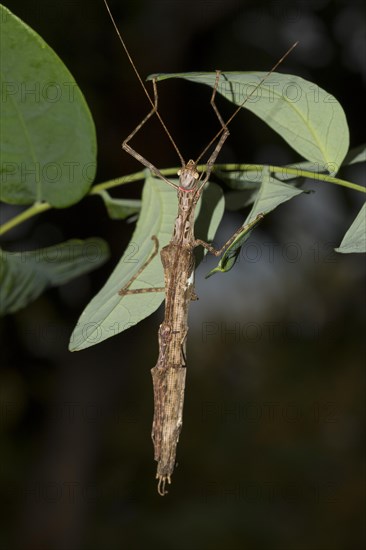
[118, 236, 165, 296]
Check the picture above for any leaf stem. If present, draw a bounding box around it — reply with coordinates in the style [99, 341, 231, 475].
[192, 163, 366, 193]
[1, 163, 364, 236]
[0, 171, 147, 237]
[89, 170, 147, 193]
[0, 202, 51, 236]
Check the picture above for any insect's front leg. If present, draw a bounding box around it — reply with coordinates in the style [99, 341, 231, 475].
[210, 70, 227, 131]
[122, 79, 178, 190]
[197, 70, 230, 190]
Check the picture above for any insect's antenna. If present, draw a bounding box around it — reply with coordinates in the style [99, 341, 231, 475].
[195, 41, 299, 165]
[103, 0, 185, 165]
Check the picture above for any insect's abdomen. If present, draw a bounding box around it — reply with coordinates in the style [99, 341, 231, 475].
[151, 365, 186, 495]
[151, 243, 195, 494]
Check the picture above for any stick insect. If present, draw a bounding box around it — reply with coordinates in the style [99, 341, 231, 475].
[104, 0, 297, 495]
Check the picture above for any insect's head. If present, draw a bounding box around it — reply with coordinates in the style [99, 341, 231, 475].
[177, 159, 199, 190]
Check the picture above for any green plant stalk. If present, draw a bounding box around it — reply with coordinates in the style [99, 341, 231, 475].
[206, 163, 365, 193]
[89, 170, 147, 193]
[0, 164, 364, 236]
[0, 201, 51, 236]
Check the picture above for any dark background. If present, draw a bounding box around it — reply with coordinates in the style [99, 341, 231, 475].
[1, 0, 365, 549]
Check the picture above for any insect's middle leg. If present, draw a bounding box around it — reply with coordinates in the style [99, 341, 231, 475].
[194, 213, 265, 257]
[118, 236, 165, 295]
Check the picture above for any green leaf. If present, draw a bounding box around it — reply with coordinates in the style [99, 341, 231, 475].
[69, 177, 224, 351]
[219, 170, 263, 211]
[335, 203, 366, 253]
[206, 214, 265, 278]
[225, 189, 259, 211]
[150, 71, 349, 175]
[0, 5, 96, 207]
[217, 167, 264, 189]
[342, 144, 366, 166]
[0, 238, 109, 315]
[207, 169, 305, 276]
[98, 190, 141, 220]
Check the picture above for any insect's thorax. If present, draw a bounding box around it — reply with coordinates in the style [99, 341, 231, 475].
[171, 189, 199, 247]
